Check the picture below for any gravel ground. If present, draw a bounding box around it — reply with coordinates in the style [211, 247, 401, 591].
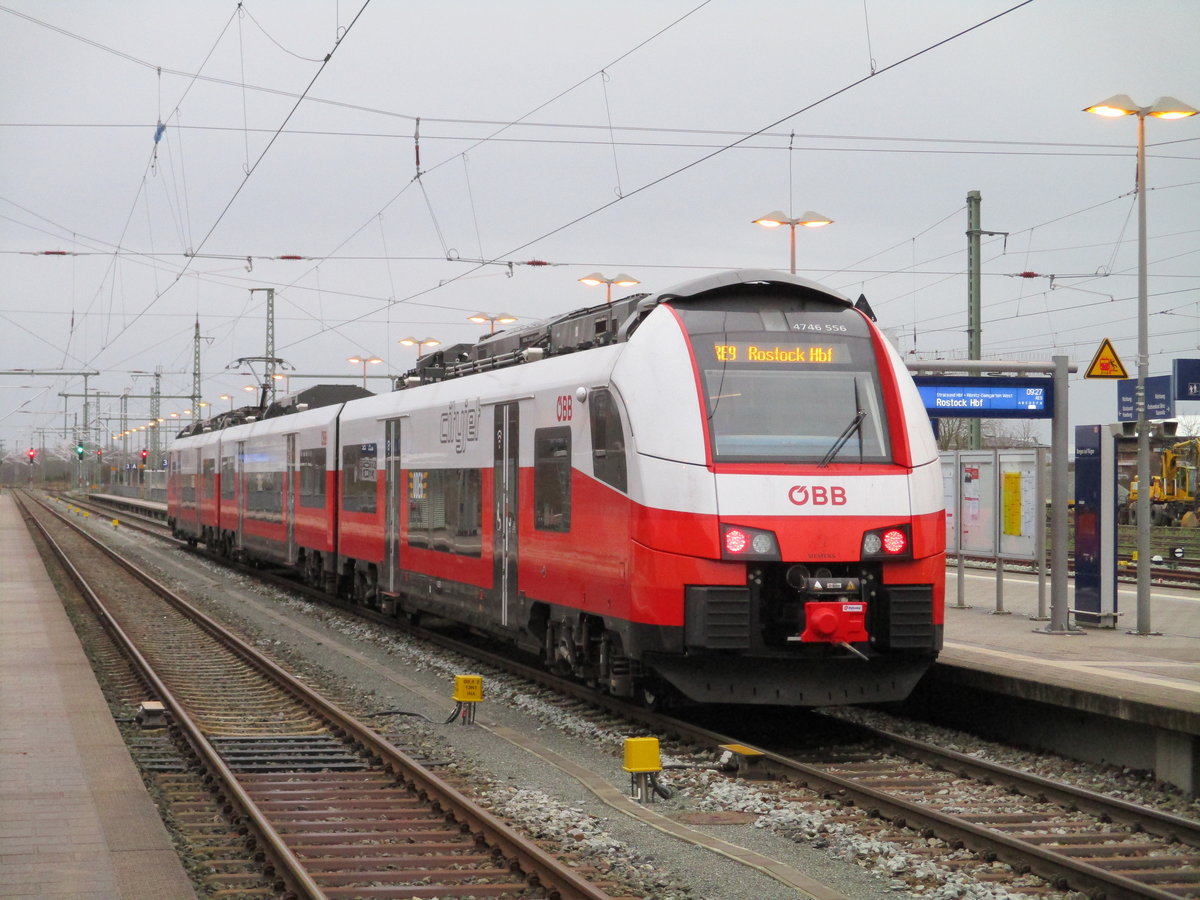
[92, 521, 1197, 899]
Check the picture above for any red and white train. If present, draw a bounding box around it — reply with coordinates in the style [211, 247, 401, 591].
[168, 270, 945, 706]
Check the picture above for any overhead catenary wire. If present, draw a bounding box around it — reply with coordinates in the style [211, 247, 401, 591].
[89, 0, 375, 366]
[7, 0, 1196, 419]
[264, 0, 1045, 358]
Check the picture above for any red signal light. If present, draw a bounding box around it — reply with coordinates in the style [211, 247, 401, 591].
[881, 528, 907, 554]
[27, 447, 36, 461]
[140, 449, 149, 461]
[723, 528, 749, 555]
[861, 524, 912, 560]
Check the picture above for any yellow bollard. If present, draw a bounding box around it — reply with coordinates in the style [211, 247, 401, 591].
[452, 675, 484, 725]
[623, 737, 662, 803]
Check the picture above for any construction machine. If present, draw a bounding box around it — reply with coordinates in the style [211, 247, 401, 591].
[1126, 438, 1200, 525]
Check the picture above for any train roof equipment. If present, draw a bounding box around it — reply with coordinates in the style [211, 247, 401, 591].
[402, 269, 861, 387]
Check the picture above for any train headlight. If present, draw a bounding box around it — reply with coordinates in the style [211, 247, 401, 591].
[721, 524, 780, 560]
[861, 524, 911, 560]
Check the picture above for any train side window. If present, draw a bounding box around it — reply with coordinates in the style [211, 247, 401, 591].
[202, 458, 216, 498]
[589, 388, 627, 493]
[299, 448, 326, 508]
[342, 443, 378, 513]
[534, 426, 571, 532]
[247, 470, 282, 518]
[407, 468, 482, 557]
[220, 455, 236, 500]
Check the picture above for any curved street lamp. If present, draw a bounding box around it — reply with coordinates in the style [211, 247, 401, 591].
[469, 313, 518, 334]
[347, 354, 384, 389]
[398, 337, 441, 359]
[1083, 94, 1197, 636]
[578, 273, 639, 303]
[752, 210, 832, 274]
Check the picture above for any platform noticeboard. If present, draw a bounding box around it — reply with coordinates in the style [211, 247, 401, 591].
[1117, 374, 1175, 421]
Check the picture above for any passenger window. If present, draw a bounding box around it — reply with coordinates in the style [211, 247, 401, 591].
[220, 455, 236, 500]
[534, 426, 571, 532]
[589, 388, 627, 493]
[299, 448, 326, 508]
[342, 443, 378, 513]
[407, 468, 483, 557]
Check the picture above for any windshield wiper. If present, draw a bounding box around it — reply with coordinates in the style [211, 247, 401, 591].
[818, 409, 866, 468]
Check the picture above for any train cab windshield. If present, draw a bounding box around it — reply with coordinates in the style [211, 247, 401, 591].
[672, 293, 891, 464]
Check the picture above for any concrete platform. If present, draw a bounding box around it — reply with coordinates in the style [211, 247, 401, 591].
[910, 564, 1200, 793]
[0, 491, 195, 898]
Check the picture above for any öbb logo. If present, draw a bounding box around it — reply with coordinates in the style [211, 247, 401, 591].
[788, 485, 847, 506]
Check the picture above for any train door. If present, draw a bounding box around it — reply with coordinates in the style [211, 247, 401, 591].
[187, 448, 202, 534]
[235, 440, 245, 552]
[493, 402, 519, 627]
[285, 433, 297, 562]
[384, 418, 402, 594]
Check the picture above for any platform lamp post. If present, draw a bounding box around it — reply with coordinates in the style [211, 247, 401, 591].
[347, 354, 383, 389]
[398, 337, 441, 358]
[751, 211, 832, 274]
[219, 393, 234, 412]
[578, 273, 639, 303]
[1084, 94, 1197, 636]
[468, 313, 517, 334]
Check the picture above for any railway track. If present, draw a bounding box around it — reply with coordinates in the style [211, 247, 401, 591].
[770, 715, 1200, 899]
[17, 490, 614, 900]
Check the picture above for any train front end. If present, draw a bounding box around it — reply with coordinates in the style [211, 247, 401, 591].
[615, 271, 944, 706]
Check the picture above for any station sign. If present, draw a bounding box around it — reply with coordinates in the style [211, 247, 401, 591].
[1173, 358, 1200, 401]
[1117, 374, 1174, 421]
[912, 376, 1053, 419]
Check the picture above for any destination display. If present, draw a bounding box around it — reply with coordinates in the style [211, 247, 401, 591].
[913, 376, 1053, 419]
[711, 342, 843, 364]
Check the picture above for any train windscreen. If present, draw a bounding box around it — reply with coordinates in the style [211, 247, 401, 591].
[672, 295, 891, 463]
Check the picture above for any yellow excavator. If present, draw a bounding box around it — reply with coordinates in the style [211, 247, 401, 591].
[1125, 438, 1200, 526]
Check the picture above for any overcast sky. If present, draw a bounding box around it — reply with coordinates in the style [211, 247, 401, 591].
[2, 0, 1198, 455]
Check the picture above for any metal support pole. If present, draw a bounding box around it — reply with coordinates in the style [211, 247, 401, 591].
[967, 191, 982, 450]
[1132, 111, 1155, 636]
[1033, 446, 1049, 620]
[1047, 355, 1074, 633]
[150, 370, 161, 470]
[993, 558, 1009, 614]
[192, 319, 202, 421]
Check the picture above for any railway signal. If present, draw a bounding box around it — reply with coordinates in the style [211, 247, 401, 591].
[75, 442, 85, 458]
[27, 447, 36, 463]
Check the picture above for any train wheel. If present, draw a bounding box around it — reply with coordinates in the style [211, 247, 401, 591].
[639, 680, 670, 712]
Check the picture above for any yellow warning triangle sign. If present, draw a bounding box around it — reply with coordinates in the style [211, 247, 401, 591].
[1085, 338, 1129, 379]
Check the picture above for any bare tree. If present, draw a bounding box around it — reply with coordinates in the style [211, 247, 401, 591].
[935, 418, 1046, 450]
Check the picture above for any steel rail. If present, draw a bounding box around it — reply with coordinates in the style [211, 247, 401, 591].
[17, 492, 323, 898]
